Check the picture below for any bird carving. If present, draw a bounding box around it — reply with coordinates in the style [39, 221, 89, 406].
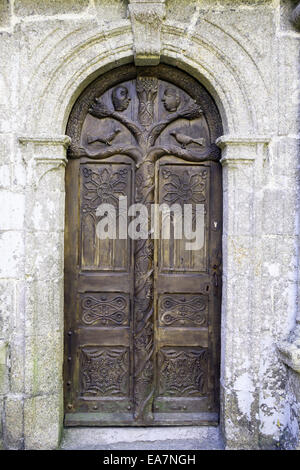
[87, 127, 121, 146]
[170, 131, 206, 149]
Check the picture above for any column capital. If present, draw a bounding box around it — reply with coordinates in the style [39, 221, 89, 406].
[216, 135, 271, 166]
[18, 134, 71, 165]
[18, 134, 71, 189]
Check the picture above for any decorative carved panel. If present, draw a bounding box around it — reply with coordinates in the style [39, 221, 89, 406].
[158, 164, 209, 272]
[80, 347, 129, 397]
[158, 294, 208, 327]
[80, 162, 132, 271]
[158, 347, 208, 397]
[64, 64, 222, 426]
[80, 293, 129, 326]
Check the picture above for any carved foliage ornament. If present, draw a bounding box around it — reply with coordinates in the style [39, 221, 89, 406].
[81, 166, 128, 214]
[162, 169, 207, 205]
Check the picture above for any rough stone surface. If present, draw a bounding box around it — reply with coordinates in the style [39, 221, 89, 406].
[4, 397, 24, 450]
[14, 0, 89, 16]
[60, 426, 223, 450]
[0, 1, 10, 27]
[24, 394, 63, 450]
[0, 0, 299, 451]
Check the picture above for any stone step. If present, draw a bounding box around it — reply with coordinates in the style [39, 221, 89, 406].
[60, 426, 223, 450]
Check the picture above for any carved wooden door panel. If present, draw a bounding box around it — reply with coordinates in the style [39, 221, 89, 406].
[64, 65, 222, 426]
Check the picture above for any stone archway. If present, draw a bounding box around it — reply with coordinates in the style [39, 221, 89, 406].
[16, 18, 277, 448]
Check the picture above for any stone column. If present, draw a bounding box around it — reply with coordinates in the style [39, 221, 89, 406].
[16, 135, 70, 450]
[275, 1, 300, 450]
[217, 135, 270, 449]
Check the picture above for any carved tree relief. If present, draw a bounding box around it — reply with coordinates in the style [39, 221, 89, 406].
[64, 65, 222, 426]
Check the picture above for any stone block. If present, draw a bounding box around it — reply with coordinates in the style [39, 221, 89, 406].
[0, 279, 14, 340]
[24, 394, 63, 450]
[0, 190, 25, 231]
[35, 164, 66, 194]
[25, 231, 63, 281]
[94, 0, 128, 20]
[263, 189, 297, 236]
[261, 278, 298, 337]
[224, 236, 254, 278]
[4, 396, 24, 449]
[0, 164, 11, 189]
[27, 189, 65, 232]
[0, 34, 13, 134]
[14, 0, 89, 16]
[268, 137, 300, 179]
[0, 1, 10, 28]
[0, 133, 13, 166]
[0, 231, 24, 279]
[278, 37, 300, 136]
[222, 166, 255, 237]
[0, 341, 9, 394]
[220, 384, 260, 450]
[24, 333, 63, 396]
[9, 334, 25, 394]
[25, 279, 63, 337]
[261, 236, 298, 283]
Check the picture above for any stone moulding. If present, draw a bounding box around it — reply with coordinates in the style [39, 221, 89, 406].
[18, 134, 71, 188]
[291, 2, 300, 29]
[216, 135, 271, 166]
[18, 135, 71, 161]
[277, 322, 300, 374]
[18, 134, 71, 148]
[128, 0, 166, 66]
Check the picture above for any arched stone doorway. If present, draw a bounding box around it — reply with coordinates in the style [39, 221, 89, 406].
[14, 16, 278, 448]
[64, 64, 223, 426]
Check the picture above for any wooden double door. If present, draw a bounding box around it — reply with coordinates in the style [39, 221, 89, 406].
[64, 65, 222, 426]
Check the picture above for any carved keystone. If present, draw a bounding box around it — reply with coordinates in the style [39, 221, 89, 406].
[128, 0, 166, 66]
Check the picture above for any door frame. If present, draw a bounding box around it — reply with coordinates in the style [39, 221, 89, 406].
[63, 64, 223, 427]
[15, 21, 272, 447]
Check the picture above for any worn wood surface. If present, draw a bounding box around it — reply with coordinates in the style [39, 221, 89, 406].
[64, 64, 223, 426]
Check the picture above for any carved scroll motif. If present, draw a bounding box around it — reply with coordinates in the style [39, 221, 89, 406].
[159, 295, 207, 327]
[81, 294, 129, 326]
